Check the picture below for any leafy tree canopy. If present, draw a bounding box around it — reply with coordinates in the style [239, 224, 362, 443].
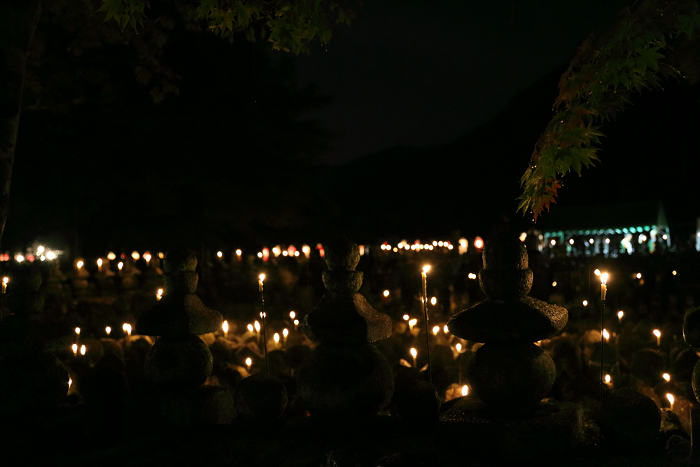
[518, 0, 700, 221]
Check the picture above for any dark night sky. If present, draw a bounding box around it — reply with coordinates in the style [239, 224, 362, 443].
[295, 0, 629, 165]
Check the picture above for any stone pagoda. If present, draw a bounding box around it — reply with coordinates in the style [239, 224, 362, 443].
[298, 236, 394, 418]
[438, 232, 582, 460]
[127, 248, 234, 431]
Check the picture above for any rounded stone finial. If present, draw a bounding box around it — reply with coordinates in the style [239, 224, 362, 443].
[163, 249, 198, 274]
[482, 232, 528, 270]
[324, 237, 360, 271]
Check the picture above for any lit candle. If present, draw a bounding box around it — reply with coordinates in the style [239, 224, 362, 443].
[603, 329, 609, 342]
[222, 320, 229, 339]
[247, 323, 254, 334]
[617, 310, 624, 322]
[410, 347, 417, 368]
[600, 273, 608, 300]
[293, 319, 299, 330]
[273, 333, 280, 349]
[290, 311, 296, 321]
[432, 325, 439, 336]
[75, 327, 81, 343]
[2, 277, 7, 294]
[667, 393, 675, 412]
[254, 320, 261, 343]
[80, 344, 86, 356]
[123, 323, 132, 337]
[444, 324, 449, 334]
[236, 249, 242, 261]
[653, 329, 661, 347]
[118, 262, 124, 272]
[383, 290, 390, 298]
[68, 377, 72, 392]
[217, 251, 223, 259]
[144, 252, 151, 266]
[403, 314, 409, 321]
[430, 297, 437, 306]
[71, 343, 78, 356]
[246, 357, 252, 372]
[663, 373, 671, 382]
[258, 274, 268, 374]
[461, 385, 469, 397]
[156, 288, 163, 301]
[76, 260, 84, 271]
[408, 318, 417, 332]
[106, 326, 111, 336]
[605, 374, 611, 385]
[97, 258, 103, 272]
[282, 328, 288, 346]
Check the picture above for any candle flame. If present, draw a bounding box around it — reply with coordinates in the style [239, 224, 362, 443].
[461, 385, 469, 396]
[410, 348, 417, 358]
[653, 329, 661, 338]
[245, 357, 252, 367]
[80, 344, 86, 356]
[71, 343, 78, 354]
[222, 320, 229, 333]
[402, 314, 409, 321]
[432, 325, 439, 335]
[601, 273, 608, 285]
[605, 374, 611, 383]
[2, 277, 8, 285]
[254, 321, 260, 332]
[259, 274, 265, 282]
[131, 251, 140, 261]
[97, 258, 103, 267]
[236, 249, 242, 256]
[602, 329, 609, 340]
[68, 377, 72, 389]
[274, 333, 280, 343]
[217, 251, 223, 258]
[617, 311, 624, 319]
[144, 253, 151, 262]
[75, 327, 81, 335]
[76, 260, 84, 269]
[383, 290, 390, 297]
[157, 288, 163, 300]
[666, 393, 674, 405]
[422, 265, 431, 274]
[663, 373, 671, 382]
[456, 343, 462, 352]
[247, 324, 254, 332]
[107, 252, 116, 260]
[106, 326, 111, 335]
[290, 311, 296, 320]
[283, 328, 288, 338]
[444, 324, 449, 334]
[583, 300, 588, 306]
[594, 269, 601, 276]
[118, 262, 124, 271]
[293, 319, 299, 326]
[430, 297, 437, 306]
[408, 318, 417, 326]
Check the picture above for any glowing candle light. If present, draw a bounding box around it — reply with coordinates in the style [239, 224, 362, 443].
[217, 251, 223, 258]
[603, 329, 609, 342]
[474, 237, 484, 249]
[600, 273, 608, 300]
[410, 347, 417, 368]
[247, 323, 254, 333]
[430, 297, 437, 306]
[408, 318, 417, 332]
[106, 326, 111, 336]
[80, 344, 86, 356]
[455, 343, 462, 353]
[605, 374, 611, 384]
[600, 272, 608, 403]
[667, 393, 675, 411]
[97, 258, 103, 272]
[118, 262, 124, 272]
[123, 323, 132, 337]
[293, 319, 299, 329]
[594, 269, 601, 276]
[617, 310, 624, 322]
[653, 329, 661, 347]
[246, 357, 252, 372]
[421, 265, 433, 383]
[663, 373, 671, 382]
[583, 300, 588, 306]
[236, 249, 242, 261]
[131, 251, 140, 261]
[444, 324, 449, 334]
[222, 320, 229, 339]
[282, 328, 288, 346]
[46, 251, 56, 260]
[68, 377, 72, 391]
[258, 274, 269, 374]
[107, 252, 116, 261]
[76, 260, 84, 271]
[403, 314, 409, 321]
[72, 343, 78, 356]
[2, 277, 7, 294]
[383, 290, 390, 297]
[274, 332, 280, 348]
[156, 288, 163, 301]
[461, 385, 469, 396]
[290, 311, 296, 320]
[432, 326, 439, 336]
[75, 327, 81, 341]
[144, 252, 152, 266]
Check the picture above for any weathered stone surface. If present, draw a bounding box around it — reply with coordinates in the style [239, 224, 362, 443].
[324, 236, 360, 271]
[144, 334, 213, 390]
[683, 307, 700, 348]
[466, 342, 555, 414]
[437, 398, 583, 460]
[163, 248, 198, 273]
[482, 231, 529, 271]
[234, 374, 288, 420]
[163, 271, 198, 295]
[322, 270, 363, 295]
[597, 387, 661, 446]
[304, 293, 392, 345]
[136, 294, 222, 336]
[298, 344, 393, 418]
[447, 296, 567, 343]
[478, 269, 532, 299]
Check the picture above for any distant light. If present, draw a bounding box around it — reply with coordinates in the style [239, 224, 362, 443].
[75, 327, 81, 336]
[474, 237, 484, 249]
[131, 251, 140, 261]
[257, 252, 263, 258]
[430, 297, 437, 306]
[282, 251, 288, 256]
[408, 318, 417, 327]
[448, 244, 454, 250]
[294, 251, 300, 256]
[636, 273, 642, 279]
[589, 238, 594, 244]
[594, 269, 601, 276]
[583, 300, 588, 306]
[273, 333, 280, 344]
[143, 252, 151, 262]
[456, 343, 462, 352]
[603, 329, 609, 340]
[432, 241, 438, 246]
[438, 241, 444, 247]
[444, 325, 449, 334]
[653, 329, 661, 338]
[259, 273, 265, 282]
[601, 273, 608, 285]
[432, 326, 439, 335]
[605, 374, 611, 384]
[71, 343, 78, 355]
[80, 344, 86, 356]
[605, 238, 610, 244]
[663, 373, 671, 382]
[105, 326, 111, 335]
[552, 281, 557, 287]
[16, 255, 24, 263]
[662, 234, 668, 240]
[617, 311, 624, 319]
[569, 239, 574, 245]
[217, 251, 223, 258]
[293, 319, 299, 326]
[468, 273, 477, 279]
[236, 249, 242, 256]
[403, 314, 409, 321]
[36, 245, 45, 254]
[118, 262, 124, 271]
[519, 232, 527, 242]
[383, 290, 390, 297]
[46, 251, 57, 260]
[254, 321, 260, 332]
[461, 385, 469, 396]
[672, 270, 677, 276]
[222, 321, 229, 333]
[157, 288, 163, 300]
[392, 247, 398, 252]
[283, 328, 288, 338]
[245, 357, 252, 368]
[290, 311, 296, 320]
[550, 239, 556, 246]
[97, 258, 103, 267]
[410, 348, 417, 358]
[158, 252, 164, 259]
[423, 265, 431, 274]
[76, 260, 84, 269]
[247, 324, 254, 332]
